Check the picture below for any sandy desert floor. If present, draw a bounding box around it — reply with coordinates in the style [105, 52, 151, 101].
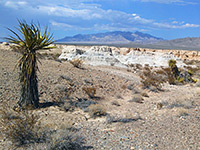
[0, 44, 200, 150]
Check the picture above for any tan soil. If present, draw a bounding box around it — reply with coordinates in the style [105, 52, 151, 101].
[0, 45, 200, 150]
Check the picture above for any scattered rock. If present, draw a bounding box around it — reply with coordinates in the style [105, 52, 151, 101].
[111, 100, 120, 106]
[60, 75, 72, 82]
[2, 42, 9, 46]
[141, 92, 149, 97]
[83, 79, 93, 85]
[195, 81, 200, 87]
[73, 98, 97, 111]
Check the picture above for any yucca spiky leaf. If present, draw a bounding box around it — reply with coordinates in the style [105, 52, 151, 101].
[6, 20, 54, 108]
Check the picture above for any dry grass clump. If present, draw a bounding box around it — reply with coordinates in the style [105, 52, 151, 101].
[88, 104, 107, 118]
[168, 100, 194, 109]
[70, 59, 83, 68]
[184, 66, 199, 75]
[53, 84, 74, 103]
[49, 129, 85, 150]
[176, 108, 189, 117]
[156, 102, 163, 110]
[161, 67, 176, 85]
[128, 94, 144, 103]
[0, 102, 46, 147]
[50, 135, 83, 150]
[140, 67, 166, 91]
[82, 86, 96, 98]
[106, 114, 142, 124]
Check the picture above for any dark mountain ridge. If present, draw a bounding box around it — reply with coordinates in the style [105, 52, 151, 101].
[56, 31, 200, 50]
[56, 31, 164, 44]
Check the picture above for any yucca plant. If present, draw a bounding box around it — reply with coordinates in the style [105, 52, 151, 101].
[6, 20, 54, 108]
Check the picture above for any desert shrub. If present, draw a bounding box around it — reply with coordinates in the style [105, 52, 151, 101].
[184, 66, 199, 74]
[167, 59, 197, 84]
[70, 59, 83, 68]
[168, 59, 177, 68]
[82, 86, 96, 98]
[50, 135, 84, 150]
[88, 104, 107, 118]
[156, 102, 163, 110]
[168, 59, 180, 79]
[0, 103, 46, 146]
[53, 84, 74, 103]
[140, 67, 166, 90]
[183, 59, 200, 65]
[161, 67, 176, 85]
[121, 84, 127, 90]
[106, 114, 142, 124]
[135, 63, 143, 69]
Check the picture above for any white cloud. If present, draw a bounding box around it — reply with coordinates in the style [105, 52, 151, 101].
[1, 0, 199, 31]
[153, 22, 200, 29]
[134, 0, 197, 4]
[132, 13, 137, 17]
[4, 1, 27, 9]
[38, 6, 92, 19]
[181, 23, 199, 28]
[51, 21, 73, 28]
[51, 20, 91, 30]
[172, 21, 178, 24]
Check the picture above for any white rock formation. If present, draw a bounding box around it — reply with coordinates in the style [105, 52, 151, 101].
[59, 46, 85, 61]
[114, 50, 185, 67]
[58, 45, 185, 67]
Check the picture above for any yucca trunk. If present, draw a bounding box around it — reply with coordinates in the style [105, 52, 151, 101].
[6, 20, 54, 109]
[18, 52, 39, 108]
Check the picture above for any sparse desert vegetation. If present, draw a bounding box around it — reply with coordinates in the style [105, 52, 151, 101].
[0, 43, 200, 150]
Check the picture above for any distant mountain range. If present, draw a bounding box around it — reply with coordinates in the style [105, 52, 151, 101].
[56, 31, 200, 50]
[56, 31, 164, 44]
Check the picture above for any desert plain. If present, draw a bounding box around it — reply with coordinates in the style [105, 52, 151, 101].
[0, 42, 200, 150]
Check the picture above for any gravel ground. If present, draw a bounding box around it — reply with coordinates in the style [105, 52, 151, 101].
[0, 47, 200, 150]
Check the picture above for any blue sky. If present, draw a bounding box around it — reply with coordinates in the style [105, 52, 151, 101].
[0, 0, 200, 40]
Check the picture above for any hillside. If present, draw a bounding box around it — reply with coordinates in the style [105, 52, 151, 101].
[153, 37, 200, 50]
